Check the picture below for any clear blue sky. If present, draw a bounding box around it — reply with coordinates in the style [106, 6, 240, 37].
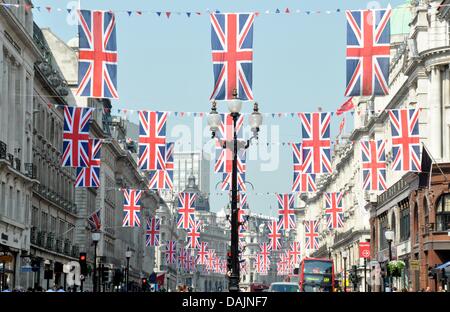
[34, 0, 406, 216]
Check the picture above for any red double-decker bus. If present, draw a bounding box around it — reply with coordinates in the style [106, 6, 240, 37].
[299, 258, 334, 292]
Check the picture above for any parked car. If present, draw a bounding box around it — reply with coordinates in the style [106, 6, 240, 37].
[268, 282, 300, 292]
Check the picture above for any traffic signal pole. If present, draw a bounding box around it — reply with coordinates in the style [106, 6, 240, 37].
[93, 240, 98, 292]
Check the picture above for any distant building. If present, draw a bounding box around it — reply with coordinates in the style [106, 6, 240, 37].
[173, 151, 210, 195]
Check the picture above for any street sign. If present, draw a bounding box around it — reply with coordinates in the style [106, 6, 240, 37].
[0, 255, 13, 263]
[410, 260, 420, 271]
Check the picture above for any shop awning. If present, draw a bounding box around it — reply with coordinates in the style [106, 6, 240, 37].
[434, 261, 450, 270]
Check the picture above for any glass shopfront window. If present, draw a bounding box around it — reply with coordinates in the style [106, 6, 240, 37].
[436, 194, 450, 232]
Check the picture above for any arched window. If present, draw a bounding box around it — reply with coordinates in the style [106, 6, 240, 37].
[413, 204, 419, 244]
[391, 212, 396, 242]
[423, 197, 429, 226]
[436, 194, 450, 231]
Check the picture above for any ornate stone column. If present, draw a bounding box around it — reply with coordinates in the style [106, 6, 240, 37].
[429, 66, 442, 160]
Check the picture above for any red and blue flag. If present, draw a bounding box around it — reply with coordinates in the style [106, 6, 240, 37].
[62, 106, 93, 167]
[138, 111, 168, 171]
[210, 13, 255, 101]
[77, 10, 118, 99]
[75, 138, 102, 188]
[299, 112, 332, 174]
[389, 108, 421, 172]
[345, 8, 391, 96]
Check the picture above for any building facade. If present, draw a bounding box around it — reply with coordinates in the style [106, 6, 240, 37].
[0, 1, 40, 290]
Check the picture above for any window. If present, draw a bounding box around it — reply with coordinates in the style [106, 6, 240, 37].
[423, 197, 429, 227]
[41, 212, 48, 232]
[31, 207, 39, 227]
[436, 194, 450, 232]
[400, 208, 410, 241]
[379, 214, 389, 250]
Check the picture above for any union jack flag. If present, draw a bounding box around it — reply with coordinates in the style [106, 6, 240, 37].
[196, 242, 209, 265]
[305, 220, 320, 250]
[267, 220, 282, 251]
[122, 189, 142, 227]
[214, 113, 244, 172]
[240, 260, 248, 275]
[62, 107, 93, 167]
[210, 13, 255, 101]
[178, 248, 189, 270]
[77, 10, 118, 99]
[292, 143, 317, 193]
[145, 217, 160, 247]
[345, 8, 391, 96]
[389, 108, 421, 172]
[361, 140, 387, 191]
[214, 257, 222, 273]
[221, 171, 247, 192]
[138, 111, 168, 171]
[255, 254, 264, 274]
[276, 193, 296, 231]
[299, 112, 332, 174]
[75, 139, 102, 188]
[177, 193, 197, 229]
[259, 242, 271, 271]
[215, 143, 246, 175]
[325, 192, 344, 229]
[186, 220, 202, 249]
[289, 242, 301, 266]
[87, 209, 101, 231]
[148, 142, 175, 190]
[164, 241, 177, 265]
[206, 249, 216, 272]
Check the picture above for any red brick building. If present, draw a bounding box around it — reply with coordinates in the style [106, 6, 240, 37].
[409, 163, 450, 291]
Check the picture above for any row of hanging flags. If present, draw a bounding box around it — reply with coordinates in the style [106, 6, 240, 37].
[70, 8, 394, 100]
[57, 7, 423, 272]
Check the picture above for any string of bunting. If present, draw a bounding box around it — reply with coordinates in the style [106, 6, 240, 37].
[101, 187, 368, 198]
[1, 2, 443, 17]
[44, 102, 419, 118]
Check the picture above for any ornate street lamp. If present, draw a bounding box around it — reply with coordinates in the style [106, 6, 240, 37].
[208, 89, 262, 292]
[125, 248, 132, 292]
[385, 230, 394, 291]
[91, 232, 101, 292]
[342, 250, 348, 293]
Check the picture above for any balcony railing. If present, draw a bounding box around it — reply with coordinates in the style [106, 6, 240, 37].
[64, 239, 72, 255]
[55, 237, 63, 253]
[30, 227, 37, 244]
[46, 232, 55, 250]
[0, 141, 6, 159]
[37, 231, 46, 247]
[71, 245, 79, 257]
[24, 163, 36, 179]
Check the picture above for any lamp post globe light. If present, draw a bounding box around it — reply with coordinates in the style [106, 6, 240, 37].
[125, 248, 132, 292]
[208, 89, 262, 292]
[384, 230, 394, 292]
[91, 232, 101, 292]
[342, 250, 348, 293]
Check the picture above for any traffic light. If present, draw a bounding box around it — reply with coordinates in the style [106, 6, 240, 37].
[101, 266, 110, 284]
[79, 252, 88, 275]
[142, 278, 148, 291]
[226, 252, 232, 272]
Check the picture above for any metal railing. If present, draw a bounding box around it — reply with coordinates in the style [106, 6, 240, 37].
[0, 141, 6, 159]
[64, 239, 72, 255]
[24, 163, 36, 179]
